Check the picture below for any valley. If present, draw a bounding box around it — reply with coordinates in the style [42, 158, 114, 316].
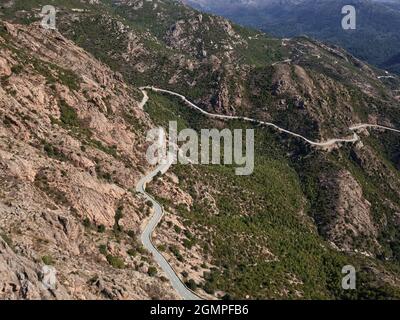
[1, 0, 400, 300]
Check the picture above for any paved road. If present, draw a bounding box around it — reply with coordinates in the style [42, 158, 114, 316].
[140, 86, 360, 147]
[136, 153, 201, 300]
[137, 86, 400, 300]
[140, 86, 400, 147]
[350, 123, 400, 134]
[271, 58, 292, 66]
[137, 89, 148, 109]
[378, 76, 395, 79]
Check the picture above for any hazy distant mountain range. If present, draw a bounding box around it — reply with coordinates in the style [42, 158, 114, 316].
[184, 0, 400, 74]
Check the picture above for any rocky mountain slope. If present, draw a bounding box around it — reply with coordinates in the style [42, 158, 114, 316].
[1, 0, 400, 299]
[185, 0, 400, 74]
[0, 20, 178, 299]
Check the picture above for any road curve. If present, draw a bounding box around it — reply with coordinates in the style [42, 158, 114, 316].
[140, 86, 400, 147]
[137, 89, 148, 109]
[350, 123, 400, 134]
[136, 154, 201, 300]
[140, 86, 359, 147]
[137, 86, 400, 300]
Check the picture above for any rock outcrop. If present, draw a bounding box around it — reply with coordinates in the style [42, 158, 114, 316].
[0, 22, 177, 300]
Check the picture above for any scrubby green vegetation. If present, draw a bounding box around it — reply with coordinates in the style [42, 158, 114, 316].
[99, 244, 108, 256]
[0, 232, 14, 250]
[42, 255, 54, 265]
[83, 218, 92, 229]
[34, 171, 71, 208]
[233, 25, 283, 67]
[106, 254, 125, 269]
[127, 248, 136, 257]
[98, 242, 125, 268]
[42, 140, 68, 162]
[185, 279, 198, 291]
[4, 0, 400, 300]
[169, 245, 184, 263]
[2, 29, 82, 92]
[11, 64, 23, 74]
[147, 266, 158, 277]
[145, 91, 400, 299]
[90, 139, 118, 158]
[59, 100, 79, 127]
[113, 206, 124, 233]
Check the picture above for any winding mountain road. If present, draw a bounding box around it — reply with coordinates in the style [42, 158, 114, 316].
[137, 85, 400, 300]
[140, 86, 400, 147]
[136, 153, 201, 300]
[137, 88, 148, 109]
[140, 86, 362, 146]
[350, 123, 400, 134]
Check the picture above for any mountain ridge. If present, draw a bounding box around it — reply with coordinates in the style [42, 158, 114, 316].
[184, 0, 400, 74]
[1, 0, 400, 299]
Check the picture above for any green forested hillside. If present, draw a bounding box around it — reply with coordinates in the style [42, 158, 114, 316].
[3, 0, 400, 299]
